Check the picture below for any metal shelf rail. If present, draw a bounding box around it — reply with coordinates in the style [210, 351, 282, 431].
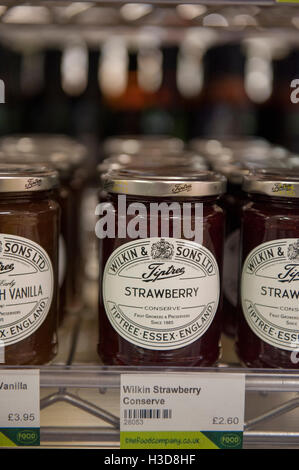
[4, 309, 295, 449]
[2, 311, 299, 448]
[0, 0, 299, 450]
[0, 2, 298, 34]
[33, 365, 299, 448]
[0, 1, 295, 6]
[0, 1, 298, 53]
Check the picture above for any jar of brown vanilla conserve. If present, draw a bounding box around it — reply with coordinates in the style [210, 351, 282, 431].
[0, 134, 87, 320]
[0, 164, 60, 365]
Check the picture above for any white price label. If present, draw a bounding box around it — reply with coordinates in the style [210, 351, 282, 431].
[0, 369, 40, 446]
[0, 369, 40, 428]
[120, 373, 245, 449]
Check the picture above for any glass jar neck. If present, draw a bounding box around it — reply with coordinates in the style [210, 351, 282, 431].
[107, 193, 220, 205]
[249, 192, 299, 207]
[0, 189, 57, 202]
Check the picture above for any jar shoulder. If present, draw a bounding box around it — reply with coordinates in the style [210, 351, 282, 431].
[0, 198, 60, 215]
[243, 200, 299, 220]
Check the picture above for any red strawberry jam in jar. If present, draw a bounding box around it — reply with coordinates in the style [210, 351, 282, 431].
[97, 168, 226, 366]
[213, 160, 289, 339]
[0, 164, 60, 365]
[213, 163, 249, 338]
[237, 169, 299, 368]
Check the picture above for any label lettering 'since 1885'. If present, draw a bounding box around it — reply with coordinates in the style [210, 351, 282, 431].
[102, 237, 220, 350]
[241, 238, 299, 351]
[0, 234, 54, 347]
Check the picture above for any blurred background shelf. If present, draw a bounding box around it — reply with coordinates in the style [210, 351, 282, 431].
[0, 1, 299, 37]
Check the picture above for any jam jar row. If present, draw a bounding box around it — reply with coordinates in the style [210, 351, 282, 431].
[97, 136, 299, 370]
[2, 133, 299, 370]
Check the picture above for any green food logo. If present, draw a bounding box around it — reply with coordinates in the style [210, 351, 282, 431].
[220, 433, 242, 448]
[17, 430, 39, 444]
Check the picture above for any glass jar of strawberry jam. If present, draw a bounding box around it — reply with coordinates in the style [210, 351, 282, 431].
[212, 163, 249, 338]
[213, 160, 289, 339]
[0, 164, 60, 365]
[97, 168, 226, 366]
[237, 170, 299, 368]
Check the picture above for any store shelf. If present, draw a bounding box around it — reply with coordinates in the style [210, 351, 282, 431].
[0, 0, 297, 55]
[34, 365, 299, 392]
[0, 1, 298, 40]
[36, 361, 299, 449]
[0, 0, 298, 452]
[2, 310, 299, 448]
[0, 1, 293, 6]
[38, 429, 299, 449]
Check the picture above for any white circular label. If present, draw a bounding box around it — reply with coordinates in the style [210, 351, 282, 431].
[0, 234, 54, 346]
[102, 237, 220, 350]
[241, 238, 299, 351]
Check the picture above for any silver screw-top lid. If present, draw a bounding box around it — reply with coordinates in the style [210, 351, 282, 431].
[287, 154, 299, 169]
[214, 159, 289, 185]
[98, 151, 209, 174]
[189, 136, 269, 157]
[212, 162, 250, 185]
[189, 138, 223, 157]
[102, 168, 226, 197]
[243, 169, 299, 198]
[103, 135, 185, 156]
[216, 136, 270, 152]
[0, 134, 87, 169]
[0, 163, 59, 192]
